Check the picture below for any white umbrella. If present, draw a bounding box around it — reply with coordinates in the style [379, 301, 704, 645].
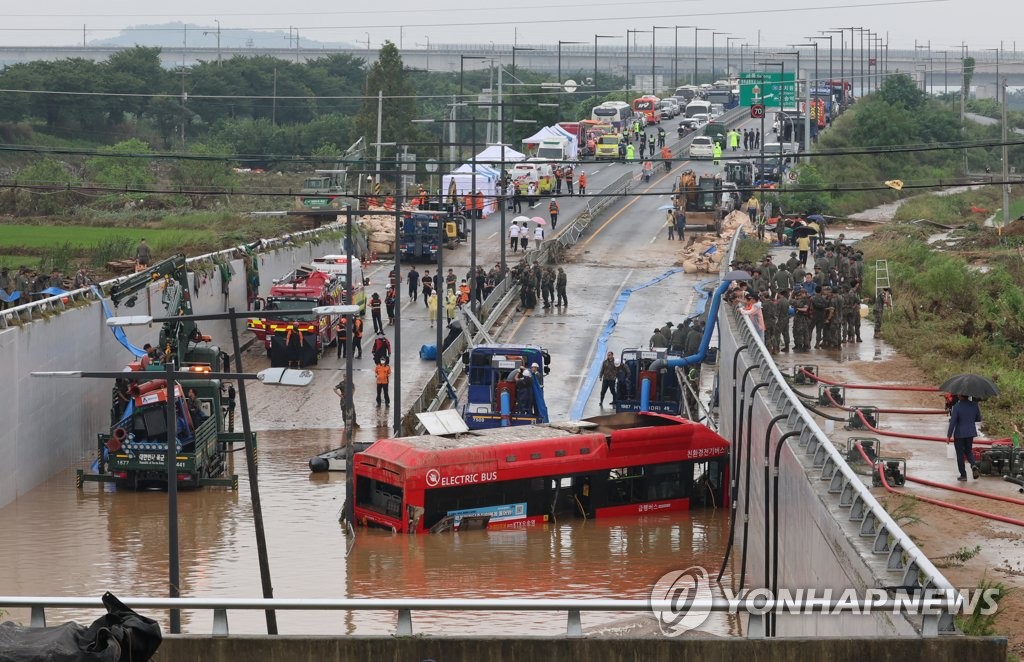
[512, 215, 531, 224]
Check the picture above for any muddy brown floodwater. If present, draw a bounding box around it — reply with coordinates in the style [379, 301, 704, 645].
[0, 427, 739, 636]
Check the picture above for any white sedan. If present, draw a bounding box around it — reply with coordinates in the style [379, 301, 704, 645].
[688, 136, 715, 160]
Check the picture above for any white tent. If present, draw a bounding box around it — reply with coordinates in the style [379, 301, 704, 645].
[475, 143, 525, 164]
[521, 126, 561, 147]
[521, 126, 579, 160]
[549, 125, 579, 160]
[441, 163, 501, 217]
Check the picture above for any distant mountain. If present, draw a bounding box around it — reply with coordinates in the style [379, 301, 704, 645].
[87, 22, 352, 50]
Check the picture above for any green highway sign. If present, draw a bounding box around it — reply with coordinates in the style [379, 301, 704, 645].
[739, 72, 796, 109]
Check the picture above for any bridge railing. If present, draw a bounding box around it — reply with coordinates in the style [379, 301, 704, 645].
[0, 595, 967, 638]
[719, 232, 956, 635]
[0, 222, 344, 330]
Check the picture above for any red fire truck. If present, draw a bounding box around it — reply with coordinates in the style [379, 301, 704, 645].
[351, 412, 729, 533]
[248, 265, 343, 367]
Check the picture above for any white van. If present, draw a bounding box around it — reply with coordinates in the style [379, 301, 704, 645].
[311, 255, 368, 313]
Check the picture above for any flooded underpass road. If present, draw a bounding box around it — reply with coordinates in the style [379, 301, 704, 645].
[1, 152, 744, 636]
[0, 426, 737, 635]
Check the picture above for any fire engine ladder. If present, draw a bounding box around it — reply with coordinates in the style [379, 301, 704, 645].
[874, 259, 891, 296]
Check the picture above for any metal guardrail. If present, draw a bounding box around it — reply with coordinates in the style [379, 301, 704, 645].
[0, 221, 345, 330]
[719, 233, 957, 636]
[0, 595, 965, 638]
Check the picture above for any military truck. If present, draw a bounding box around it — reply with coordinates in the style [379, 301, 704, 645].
[77, 255, 248, 491]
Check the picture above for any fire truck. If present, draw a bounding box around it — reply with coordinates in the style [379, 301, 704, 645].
[248, 265, 344, 367]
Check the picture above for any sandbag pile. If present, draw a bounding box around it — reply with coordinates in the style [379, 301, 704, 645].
[680, 211, 754, 274]
[361, 206, 409, 256]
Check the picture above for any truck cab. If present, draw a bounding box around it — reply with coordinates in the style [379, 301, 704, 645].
[310, 255, 368, 313]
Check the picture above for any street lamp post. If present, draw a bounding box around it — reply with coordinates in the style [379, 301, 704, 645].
[726, 37, 743, 78]
[694, 28, 711, 85]
[673, 26, 694, 89]
[459, 55, 487, 151]
[653, 26, 671, 95]
[203, 19, 221, 67]
[558, 40, 584, 114]
[511, 46, 535, 80]
[810, 35, 833, 104]
[594, 35, 620, 98]
[711, 32, 729, 81]
[626, 29, 651, 96]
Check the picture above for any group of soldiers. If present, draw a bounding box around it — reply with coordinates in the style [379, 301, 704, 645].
[514, 263, 568, 311]
[0, 265, 93, 309]
[648, 317, 707, 356]
[728, 241, 873, 353]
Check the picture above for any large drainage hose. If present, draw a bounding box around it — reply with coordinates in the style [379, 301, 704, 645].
[799, 368, 940, 392]
[905, 475, 1024, 507]
[852, 408, 1006, 446]
[853, 442, 1024, 528]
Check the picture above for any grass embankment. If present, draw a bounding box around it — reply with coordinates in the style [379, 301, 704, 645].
[859, 224, 1024, 436]
[0, 211, 304, 273]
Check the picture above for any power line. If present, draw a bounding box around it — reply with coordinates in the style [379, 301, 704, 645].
[0, 0, 948, 33]
[1, 136, 1021, 165]
[1, 176, 1019, 200]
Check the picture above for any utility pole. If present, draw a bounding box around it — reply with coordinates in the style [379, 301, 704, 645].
[1001, 75, 1009, 240]
[375, 91, 384, 191]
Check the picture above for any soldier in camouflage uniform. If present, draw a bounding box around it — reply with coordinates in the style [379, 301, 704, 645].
[845, 283, 863, 342]
[749, 269, 769, 297]
[541, 267, 556, 309]
[761, 290, 779, 353]
[773, 264, 794, 297]
[824, 287, 842, 348]
[775, 289, 792, 352]
[792, 289, 812, 352]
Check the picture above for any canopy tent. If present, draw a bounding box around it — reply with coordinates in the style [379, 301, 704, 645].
[520, 126, 579, 160]
[475, 143, 525, 164]
[549, 125, 579, 160]
[441, 163, 501, 217]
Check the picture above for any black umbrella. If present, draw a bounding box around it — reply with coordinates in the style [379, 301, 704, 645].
[938, 373, 1000, 399]
[724, 270, 751, 282]
[792, 224, 819, 238]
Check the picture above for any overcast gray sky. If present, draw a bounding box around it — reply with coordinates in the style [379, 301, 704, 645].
[1, 0, 1020, 53]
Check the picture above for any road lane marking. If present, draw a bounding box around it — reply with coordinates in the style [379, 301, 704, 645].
[571, 269, 634, 403]
[580, 158, 692, 248]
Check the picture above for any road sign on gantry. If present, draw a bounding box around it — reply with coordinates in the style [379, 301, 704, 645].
[739, 72, 796, 108]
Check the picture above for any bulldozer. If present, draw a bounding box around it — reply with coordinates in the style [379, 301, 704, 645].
[673, 170, 724, 235]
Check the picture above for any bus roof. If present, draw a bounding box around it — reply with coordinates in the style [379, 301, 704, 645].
[354, 412, 729, 478]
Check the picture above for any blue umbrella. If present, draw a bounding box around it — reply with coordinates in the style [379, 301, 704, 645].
[805, 214, 826, 224]
[657, 204, 676, 211]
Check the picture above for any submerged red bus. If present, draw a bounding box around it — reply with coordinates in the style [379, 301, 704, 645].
[351, 412, 729, 533]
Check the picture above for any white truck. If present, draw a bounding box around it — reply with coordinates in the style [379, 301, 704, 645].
[536, 137, 570, 162]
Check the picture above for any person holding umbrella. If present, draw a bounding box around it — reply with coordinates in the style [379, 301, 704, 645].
[940, 373, 999, 482]
[947, 394, 982, 481]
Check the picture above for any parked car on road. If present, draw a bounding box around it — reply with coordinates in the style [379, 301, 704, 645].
[688, 136, 715, 160]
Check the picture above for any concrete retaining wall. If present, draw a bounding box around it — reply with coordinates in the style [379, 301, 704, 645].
[716, 305, 950, 637]
[0, 235, 346, 509]
[155, 635, 1006, 661]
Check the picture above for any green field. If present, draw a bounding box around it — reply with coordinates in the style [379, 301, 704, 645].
[0, 225, 212, 252]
